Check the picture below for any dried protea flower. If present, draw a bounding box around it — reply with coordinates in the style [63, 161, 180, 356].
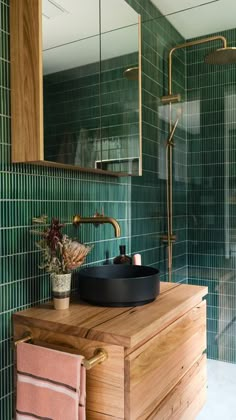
[31, 217, 92, 274]
[63, 237, 92, 271]
[44, 218, 64, 254]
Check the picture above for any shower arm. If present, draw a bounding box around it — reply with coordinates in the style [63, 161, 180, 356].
[168, 35, 227, 95]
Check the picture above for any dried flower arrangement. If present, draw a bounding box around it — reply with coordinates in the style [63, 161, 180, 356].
[31, 217, 92, 274]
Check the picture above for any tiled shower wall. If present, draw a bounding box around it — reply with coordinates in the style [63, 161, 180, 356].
[0, 0, 187, 418]
[187, 29, 236, 363]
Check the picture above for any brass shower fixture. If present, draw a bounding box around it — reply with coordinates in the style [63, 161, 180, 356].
[161, 94, 181, 105]
[161, 34, 236, 283]
[166, 108, 182, 147]
[162, 35, 236, 104]
[123, 66, 139, 81]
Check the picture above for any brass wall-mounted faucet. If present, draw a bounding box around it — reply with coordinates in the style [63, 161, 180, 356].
[73, 214, 121, 238]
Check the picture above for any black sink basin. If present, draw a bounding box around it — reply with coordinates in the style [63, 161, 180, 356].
[77, 265, 160, 307]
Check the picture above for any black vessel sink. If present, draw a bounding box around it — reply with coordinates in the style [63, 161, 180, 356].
[77, 265, 160, 307]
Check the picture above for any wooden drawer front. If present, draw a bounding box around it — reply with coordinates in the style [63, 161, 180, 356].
[14, 324, 125, 419]
[87, 410, 123, 420]
[125, 301, 206, 420]
[147, 355, 207, 420]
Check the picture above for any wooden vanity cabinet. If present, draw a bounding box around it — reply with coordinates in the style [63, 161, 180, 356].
[13, 282, 207, 419]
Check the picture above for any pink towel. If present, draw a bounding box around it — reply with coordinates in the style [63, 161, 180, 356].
[16, 343, 86, 420]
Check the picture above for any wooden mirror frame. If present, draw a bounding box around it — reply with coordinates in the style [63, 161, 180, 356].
[10, 0, 142, 176]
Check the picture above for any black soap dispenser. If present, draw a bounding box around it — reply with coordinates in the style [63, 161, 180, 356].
[113, 245, 132, 265]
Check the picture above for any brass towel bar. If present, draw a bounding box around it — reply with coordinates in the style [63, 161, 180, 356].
[14, 334, 108, 370]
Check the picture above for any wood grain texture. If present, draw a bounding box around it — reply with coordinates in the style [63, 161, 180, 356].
[87, 410, 123, 420]
[13, 283, 207, 419]
[87, 284, 207, 348]
[13, 300, 133, 340]
[179, 387, 206, 420]
[12, 283, 176, 339]
[125, 301, 207, 420]
[147, 355, 207, 420]
[13, 282, 207, 348]
[10, 0, 43, 162]
[14, 324, 124, 419]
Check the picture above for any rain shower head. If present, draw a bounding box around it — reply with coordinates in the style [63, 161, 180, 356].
[205, 47, 236, 64]
[123, 67, 139, 80]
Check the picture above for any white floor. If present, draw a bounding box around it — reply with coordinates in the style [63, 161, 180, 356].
[197, 359, 236, 420]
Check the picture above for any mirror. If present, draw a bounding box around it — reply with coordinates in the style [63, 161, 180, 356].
[42, 0, 141, 175]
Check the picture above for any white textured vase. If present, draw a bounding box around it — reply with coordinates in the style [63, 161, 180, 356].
[51, 273, 71, 310]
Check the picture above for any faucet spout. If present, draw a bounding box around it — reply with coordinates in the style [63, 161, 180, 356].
[73, 215, 121, 238]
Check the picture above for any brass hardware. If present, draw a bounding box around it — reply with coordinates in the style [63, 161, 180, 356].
[168, 35, 227, 95]
[14, 334, 108, 370]
[162, 114, 180, 282]
[163, 35, 229, 282]
[14, 334, 32, 346]
[83, 349, 108, 370]
[73, 215, 121, 238]
[161, 94, 181, 105]
[166, 117, 180, 147]
[205, 47, 236, 65]
[123, 66, 139, 81]
[161, 235, 176, 244]
[31, 213, 121, 237]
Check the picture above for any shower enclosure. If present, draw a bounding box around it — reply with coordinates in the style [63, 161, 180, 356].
[162, 34, 236, 283]
[141, 0, 236, 365]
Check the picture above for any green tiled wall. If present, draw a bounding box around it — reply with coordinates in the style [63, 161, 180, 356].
[187, 29, 236, 363]
[0, 1, 187, 418]
[129, 2, 187, 281]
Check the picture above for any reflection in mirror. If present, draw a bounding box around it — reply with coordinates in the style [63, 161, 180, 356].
[43, 35, 100, 167]
[98, 24, 140, 174]
[42, 0, 141, 175]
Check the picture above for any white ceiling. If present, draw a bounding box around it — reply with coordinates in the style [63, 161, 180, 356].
[42, 0, 138, 50]
[43, 0, 236, 75]
[151, 0, 236, 39]
[42, 0, 139, 74]
[43, 25, 138, 75]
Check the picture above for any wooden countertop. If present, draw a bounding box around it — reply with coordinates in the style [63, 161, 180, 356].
[13, 282, 207, 348]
